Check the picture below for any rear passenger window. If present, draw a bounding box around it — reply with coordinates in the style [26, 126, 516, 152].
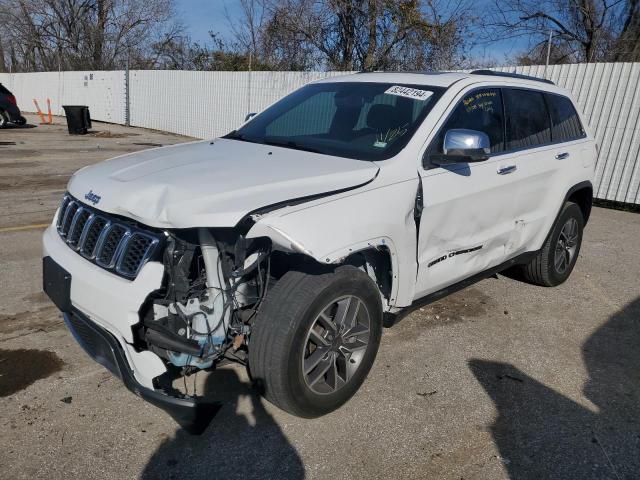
[546, 94, 585, 141]
[433, 88, 504, 154]
[503, 89, 551, 150]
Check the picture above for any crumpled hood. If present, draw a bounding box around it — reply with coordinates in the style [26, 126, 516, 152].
[67, 139, 379, 228]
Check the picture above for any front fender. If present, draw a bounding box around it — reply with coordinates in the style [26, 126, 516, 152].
[246, 179, 419, 308]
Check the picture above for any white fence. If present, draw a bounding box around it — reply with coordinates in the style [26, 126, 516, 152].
[1, 70, 127, 124]
[2, 63, 640, 204]
[0, 70, 345, 138]
[495, 63, 640, 205]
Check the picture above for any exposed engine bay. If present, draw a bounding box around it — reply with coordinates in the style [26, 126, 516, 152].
[137, 228, 272, 377]
[134, 225, 393, 390]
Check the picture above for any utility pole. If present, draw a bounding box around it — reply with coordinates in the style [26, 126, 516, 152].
[545, 28, 553, 78]
[125, 50, 130, 127]
[247, 51, 253, 117]
[58, 51, 63, 117]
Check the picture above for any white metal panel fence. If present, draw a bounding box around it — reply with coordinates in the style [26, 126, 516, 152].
[1, 64, 639, 204]
[128, 70, 347, 138]
[493, 63, 640, 205]
[1, 70, 126, 124]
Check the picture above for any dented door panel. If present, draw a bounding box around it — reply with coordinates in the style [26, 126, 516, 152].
[414, 155, 522, 298]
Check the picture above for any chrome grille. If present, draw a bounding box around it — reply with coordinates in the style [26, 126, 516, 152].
[59, 201, 79, 236]
[67, 209, 91, 247]
[96, 224, 128, 268]
[117, 233, 156, 276]
[79, 216, 108, 258]
[56, 194, 161, 279]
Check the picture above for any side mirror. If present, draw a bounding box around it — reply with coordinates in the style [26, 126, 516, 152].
[429, 129, 491, 166]
[244, 112, 257, 122]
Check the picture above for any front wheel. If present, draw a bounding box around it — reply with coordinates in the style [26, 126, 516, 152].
[522, 201, 584, 286]
[249, 266, 383, 418]
[0, 110, 8, 128]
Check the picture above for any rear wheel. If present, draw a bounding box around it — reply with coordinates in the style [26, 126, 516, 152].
[249, 266, 383, 417]
[0, 110, 8, 128]
[522, 202, 584, 286]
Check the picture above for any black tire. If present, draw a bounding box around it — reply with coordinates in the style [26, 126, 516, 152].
[0, 110, 8, 128]
[522, 202, 584, 286]
[249, 265, 383, 418]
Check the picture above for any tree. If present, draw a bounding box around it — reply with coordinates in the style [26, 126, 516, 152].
[611, 0, 640, 61]
[479, 0, 640, 64]
[0, 37, 6, 72]
[0, 0, 183, 71]
[226, 0, 474, 71]
[153, 31, 278, 71]
[515, 41, 576, 65]
[225, 0, 318, 70]
[0, 0, 479, 72]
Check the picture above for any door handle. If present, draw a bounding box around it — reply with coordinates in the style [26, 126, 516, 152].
[555, 152, 570, 160]
[497, 165, 517, 175]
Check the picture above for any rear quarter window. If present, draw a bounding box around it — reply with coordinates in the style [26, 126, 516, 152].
[503, 88, 551, 150]
[546, 93, 585, 142]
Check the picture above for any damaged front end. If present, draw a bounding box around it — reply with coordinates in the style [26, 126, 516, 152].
[46, 164, 392, 433]
[62, 308, 222, 435]
[131, 227, 273, 431]
[45, 216, 277, 434]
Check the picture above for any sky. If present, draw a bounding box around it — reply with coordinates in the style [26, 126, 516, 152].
[174, 0, 530, 66]
[175, 0, 236, 44]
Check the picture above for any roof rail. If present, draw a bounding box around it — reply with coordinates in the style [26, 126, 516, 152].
[470, 69, 555, 85]
[354, 71, 454, 75]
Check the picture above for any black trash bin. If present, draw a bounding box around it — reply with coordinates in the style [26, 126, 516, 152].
[62, 105, 91, 135]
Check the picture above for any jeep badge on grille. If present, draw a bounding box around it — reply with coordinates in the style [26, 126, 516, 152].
[84, 190, 101, 205]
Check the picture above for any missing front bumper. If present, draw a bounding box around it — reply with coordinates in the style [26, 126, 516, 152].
[43, 255, 219, 434]
[63, 309, 221, 434]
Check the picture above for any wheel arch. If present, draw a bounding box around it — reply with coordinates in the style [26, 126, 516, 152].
[566, 181, 593, 224]
[536, 180, 593, 251]
[246, 220, 401, 311]
[340, 245, 396, 307]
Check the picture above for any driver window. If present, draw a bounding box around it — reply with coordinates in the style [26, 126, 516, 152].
[432, 88, 505, 155]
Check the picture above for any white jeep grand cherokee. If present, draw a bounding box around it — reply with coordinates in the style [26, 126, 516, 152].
[43, 71, 596, 433]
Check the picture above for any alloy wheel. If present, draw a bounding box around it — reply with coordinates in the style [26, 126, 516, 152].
[302, 295, 371, 395]
[554, 217, 579, 274]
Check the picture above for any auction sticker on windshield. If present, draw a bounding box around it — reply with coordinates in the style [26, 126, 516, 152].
[385, 86, 433, 101]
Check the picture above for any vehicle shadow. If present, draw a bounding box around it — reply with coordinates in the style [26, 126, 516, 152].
[140, 367, 305, 480]
[469, 297, 640, 479]
[1, 123, 37, 129]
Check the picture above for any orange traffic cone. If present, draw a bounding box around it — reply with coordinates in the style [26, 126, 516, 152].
[33, 99, 47, 124]
[33, 99, 54, 125]
[47, 98, 53, 124]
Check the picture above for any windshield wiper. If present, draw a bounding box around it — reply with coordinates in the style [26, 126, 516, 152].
[225, 132, 322, 154]
[262, 137, 322, 154]
[223, 131, 254, 143]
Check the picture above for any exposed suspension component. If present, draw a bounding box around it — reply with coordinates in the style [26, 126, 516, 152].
[140, 228, 271, 371]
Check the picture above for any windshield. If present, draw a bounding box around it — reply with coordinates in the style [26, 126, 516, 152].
[226, 82, 445, 161]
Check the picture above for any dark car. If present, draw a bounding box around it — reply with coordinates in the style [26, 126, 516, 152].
[0, 83, 26, 128]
